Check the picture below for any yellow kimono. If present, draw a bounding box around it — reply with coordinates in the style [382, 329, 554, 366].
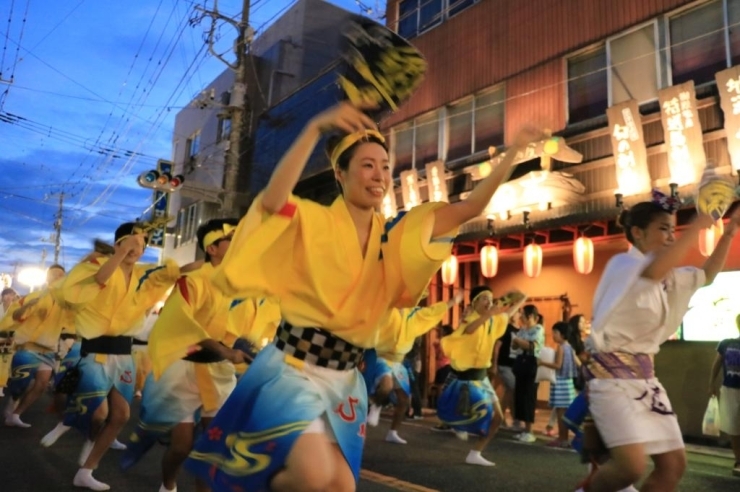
[149, 263, 236, 378]
[212, 193, 457, 348]
[0, 297, 31, 388]
[228, 296, 282, 375]
[55, 256, 181, 339]
[442, 312, 509, 371]
[14, 286, 75, 352]
[376, 301, 450, 362]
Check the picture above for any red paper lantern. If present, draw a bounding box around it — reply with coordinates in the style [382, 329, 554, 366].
[573, 237, 594, 275]
[523, 243, 543, 278]
[480, 245, 499, 278]
[441, 255, 459, 285]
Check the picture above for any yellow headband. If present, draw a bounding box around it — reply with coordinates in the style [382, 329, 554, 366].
[330, 129, 386, 170]
[203, 224, 236, 249]
[471, 290, 493, 305]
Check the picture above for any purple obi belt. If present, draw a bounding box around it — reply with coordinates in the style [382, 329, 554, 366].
[583, 352, 654, 381]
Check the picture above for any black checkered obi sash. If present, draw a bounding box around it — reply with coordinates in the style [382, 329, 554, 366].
[274, 323, 364, 371]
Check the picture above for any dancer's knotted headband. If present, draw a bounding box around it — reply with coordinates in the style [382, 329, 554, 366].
[330, 129, 386, 171]
[203, 223, 237, 249]
[650, 189, 681, 213]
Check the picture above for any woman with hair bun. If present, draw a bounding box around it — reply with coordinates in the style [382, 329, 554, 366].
[576, 190, 740, 492]
[185, 100, 544, 492]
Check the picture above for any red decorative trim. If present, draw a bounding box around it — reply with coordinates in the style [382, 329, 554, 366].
[277, 202, 297, 218]
[89, 257, 100, 265]
[176, 276, 190, 305]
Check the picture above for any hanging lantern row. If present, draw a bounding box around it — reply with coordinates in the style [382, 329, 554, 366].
[443, 235, 597, 283]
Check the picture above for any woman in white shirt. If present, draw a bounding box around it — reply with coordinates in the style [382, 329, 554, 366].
[579, 192, 740, 492]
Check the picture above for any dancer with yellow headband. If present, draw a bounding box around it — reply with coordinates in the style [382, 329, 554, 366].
[437, 286, 526, 466]
[121, 219, 255, 492]
[46, 222, 195, 491]
[184, 101, 543, 492]
[4, 264, 72, 428]
[364, 292, 464, 445]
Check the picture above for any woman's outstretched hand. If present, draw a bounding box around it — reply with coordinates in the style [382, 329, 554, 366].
[309, 102, 377, 135]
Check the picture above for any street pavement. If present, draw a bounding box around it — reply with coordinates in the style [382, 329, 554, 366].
[0, 395, 737, 491]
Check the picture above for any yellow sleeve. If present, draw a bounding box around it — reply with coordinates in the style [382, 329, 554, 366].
[134, 259, 181, 308]
[383, 202, 459, 307]
[211, 192, 324, 299]
[54, 258, 106, 307]
[227, 297, 282, 345]
[391, 301, 449, 352]
[490, 313, 509, 341]
[0, 299, 24, 331]
[148, 275, 210, 379]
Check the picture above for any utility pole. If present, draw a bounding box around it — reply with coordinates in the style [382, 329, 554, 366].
[197, 0, 252, 217]
[53, 192, 64, 264]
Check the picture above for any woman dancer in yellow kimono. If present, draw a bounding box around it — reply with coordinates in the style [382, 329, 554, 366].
[185, 101, 542, 492]
[52, 223, 190, 491]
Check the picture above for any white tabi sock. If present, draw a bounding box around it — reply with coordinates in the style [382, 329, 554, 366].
[40, 422, 71, 447]
[367, 404, 382, 427]
[5, 413, 31, 428]
[3, 397, 17, 419]
[158, 484, 177, 492]
[109, 438, 127, 450]
[385, 430, 407, 444]
[73, 468, 110, 491]
[78, 439, 95, 467]
[465, 450, 495, 466]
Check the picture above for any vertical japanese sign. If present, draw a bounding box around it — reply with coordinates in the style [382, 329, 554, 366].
[716, 66, 740, 171]
[425, 161, 449, 203]
[606, 100, 652, 196]
[149, 159, 172, 249]
[658, 81, 705, 186]
[381, 188, 398, 219]
[400, 169, 421, 211]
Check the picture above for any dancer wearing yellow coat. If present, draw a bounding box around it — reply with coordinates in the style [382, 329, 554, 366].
[185, 101, 544, 492]
[0, 287, 20, 397]
[50, 222, 189, 491]
[5, 265, 73, 428]
[364, 293, 464, 445]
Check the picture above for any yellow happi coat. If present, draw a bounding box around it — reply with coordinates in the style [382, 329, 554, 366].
[148, 263, 279, 411]
[55, 256, 180, 341]
[376, 301, 450, 362]
[442, 312, 509, 371]
[14, 283, 75, 351]
[212, 193, 457, 349]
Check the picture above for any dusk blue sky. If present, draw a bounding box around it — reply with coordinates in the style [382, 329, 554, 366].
[0, 0, 380, 289]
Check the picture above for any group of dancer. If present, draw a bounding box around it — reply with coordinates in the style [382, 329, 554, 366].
[1, 98, 739, 492]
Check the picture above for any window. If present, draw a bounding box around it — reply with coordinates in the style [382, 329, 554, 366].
[447, 98, 473, 161]
[669, 0, 726, 86]
[391, 109, 441, 171]
[218, 117, 232, 142]
[568, 47, 608, 123]
[187, 132, 201, 159]
[473, 88, 505, 152]
[176, 203, 200, 245]
[610, 23, 662, 105]
[397, 0, 477, 39]
[392, 86, 505, 166]
[730, 0, 740, 65]
[446, 87, 505, 160]
[566, 21, 664, 123]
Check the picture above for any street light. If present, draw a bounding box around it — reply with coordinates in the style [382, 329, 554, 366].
[0, 273, 11, 289]
[17, 267, 47, 292]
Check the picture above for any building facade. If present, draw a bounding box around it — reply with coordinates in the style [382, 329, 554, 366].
[160, 0, 350, 263]
[284, 0, 740, 436]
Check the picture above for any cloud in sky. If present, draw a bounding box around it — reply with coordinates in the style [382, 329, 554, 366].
[0, 0, 374, 290]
